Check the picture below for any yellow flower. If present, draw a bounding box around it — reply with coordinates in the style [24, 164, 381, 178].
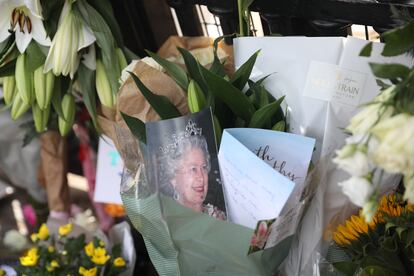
[99, 240, 105, 247]
[47, 260, 59, 272]
[333, 193, 414, 246]
[19, 247, 39, 266]
[0, 268, 5, 276]
[90, 247, 110, 265]
[113, 257, 126, 267]
[30, 233, 38, 242]
[84, 241, 94, 257]
[48, 245, 55, 253]
[37, 223, 49, 240]
[58, 223, 73, 236]
[51, 260, 59, 268]
[79, 266, 98, 276]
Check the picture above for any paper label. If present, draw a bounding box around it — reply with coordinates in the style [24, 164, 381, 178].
[303, 61, 367, 106]
[94, 136, 123, 204]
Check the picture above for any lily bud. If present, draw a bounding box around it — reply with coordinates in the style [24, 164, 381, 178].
[32, 102, 50, 132]
[15, 53, 34, 104]
[11, 94, 30, 120]
[58, 93, 75, 136]
[187, 80, 206, 113]
[2, 76, 17, 105]
[96, 59, 115, 108]
[34, 65, 55, 110]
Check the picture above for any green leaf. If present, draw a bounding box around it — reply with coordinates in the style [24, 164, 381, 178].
[0, 40, 18, 66]
[0, 59, 16, 77]
[177, 47, 209, 94]
[333, 261, 358, 276]
[210, 36, 228, 77]
[87, 0, 124, 48]
[123, 46, 139, 62]
[405, 228, 414, 247]
[146, 50, 188, 90]
[120, 112, 146, 144]
[357, 266, 397, 276]
[360, 42, 373, 57]
[382, 21, 414, 56]
[25, 42, 46, 73]
[376, 79, 391, 90]
[272, 120, 286, 131]
[74, 0, 120, 95]
[369, 63, 410, 80]
[231, 50, 260, 90]
[201, 67, 255, 121]
[129, 71, 181, 119]
[76, 64, 98, 128]
[40, 0, 65, 38]
[249, 96, 285, 128]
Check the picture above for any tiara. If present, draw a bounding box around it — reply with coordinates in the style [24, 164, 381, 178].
[159, 119, 202, 154]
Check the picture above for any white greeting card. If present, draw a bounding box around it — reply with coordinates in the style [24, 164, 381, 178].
[218, 128, 315, 229]
[94, 136, 123, 204]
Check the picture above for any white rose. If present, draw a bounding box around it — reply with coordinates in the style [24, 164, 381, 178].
[338, 176, 374, 207]
[403, 174, 414, 204]
[346, 86, 395, 135]
[371, 114, 414, 175]
[333, 143, 371, 176]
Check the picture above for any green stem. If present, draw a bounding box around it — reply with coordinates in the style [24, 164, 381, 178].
[238, 0, 244, 36]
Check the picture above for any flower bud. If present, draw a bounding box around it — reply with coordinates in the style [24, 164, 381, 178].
[96, 59, 115, 108]
[58, 94, 75, 136]
[32, 102, 50, 132]
[34, 65, 55, 110]
[11, 94, 30, 120]
[187, 80, 206, 113]
[15, 53, 34, 104]
[2, 76, 17, 105]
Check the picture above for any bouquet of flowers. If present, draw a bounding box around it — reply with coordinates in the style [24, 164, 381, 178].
[16, 223, 128, 275]
[330, 193, 414, 275]
[0, 0, 130, 138]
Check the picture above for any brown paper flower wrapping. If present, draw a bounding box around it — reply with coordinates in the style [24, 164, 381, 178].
[38, 130, 70, 212]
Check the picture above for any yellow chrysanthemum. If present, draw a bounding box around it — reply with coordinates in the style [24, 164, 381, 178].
[79, 266, 97, 276]
[90, 247, 110, 265]
[58, 223, 73, 236]
[48, 246, 55, 253]
[85, 241, 94, 257]
[19, 247, 39, 266]
[113, 257, 126, 267]
[37, 223, 49, 240]
[333, 193, 414, 246]
[30, 233, 38, 242]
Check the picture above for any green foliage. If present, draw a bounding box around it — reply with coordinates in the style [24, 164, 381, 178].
[128, 71, 182, 119]
[146, 50, 189, 90]
[120, 112, 146, 144]
[76, 64, 98, 128]
[382, 21, 414, 57]
[360, 42, 373, 57]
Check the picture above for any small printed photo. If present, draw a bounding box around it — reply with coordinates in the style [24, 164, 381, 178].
[146, 108, 226, 220]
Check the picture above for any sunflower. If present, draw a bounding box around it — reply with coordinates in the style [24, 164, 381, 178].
[333, 193, 414, 246]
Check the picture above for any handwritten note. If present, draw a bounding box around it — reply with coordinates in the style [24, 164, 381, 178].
[218, 129, 315, 229]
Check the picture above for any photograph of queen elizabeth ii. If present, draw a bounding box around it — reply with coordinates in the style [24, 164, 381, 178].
[146, 108, 226, 220]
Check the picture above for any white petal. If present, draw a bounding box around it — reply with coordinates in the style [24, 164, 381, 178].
[29, 15, 51, 46]
[81, 44, 96, 70]
[0, 4, 12, 43]
[15, 29, 33, 53]
[78, 25, 95, 50]
[24, 0, 42, 18]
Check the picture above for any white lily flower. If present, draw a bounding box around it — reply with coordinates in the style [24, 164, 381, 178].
[44, 0, 96, 78]
[338, 176, 374, 207]
[0, 0, 50, 53]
